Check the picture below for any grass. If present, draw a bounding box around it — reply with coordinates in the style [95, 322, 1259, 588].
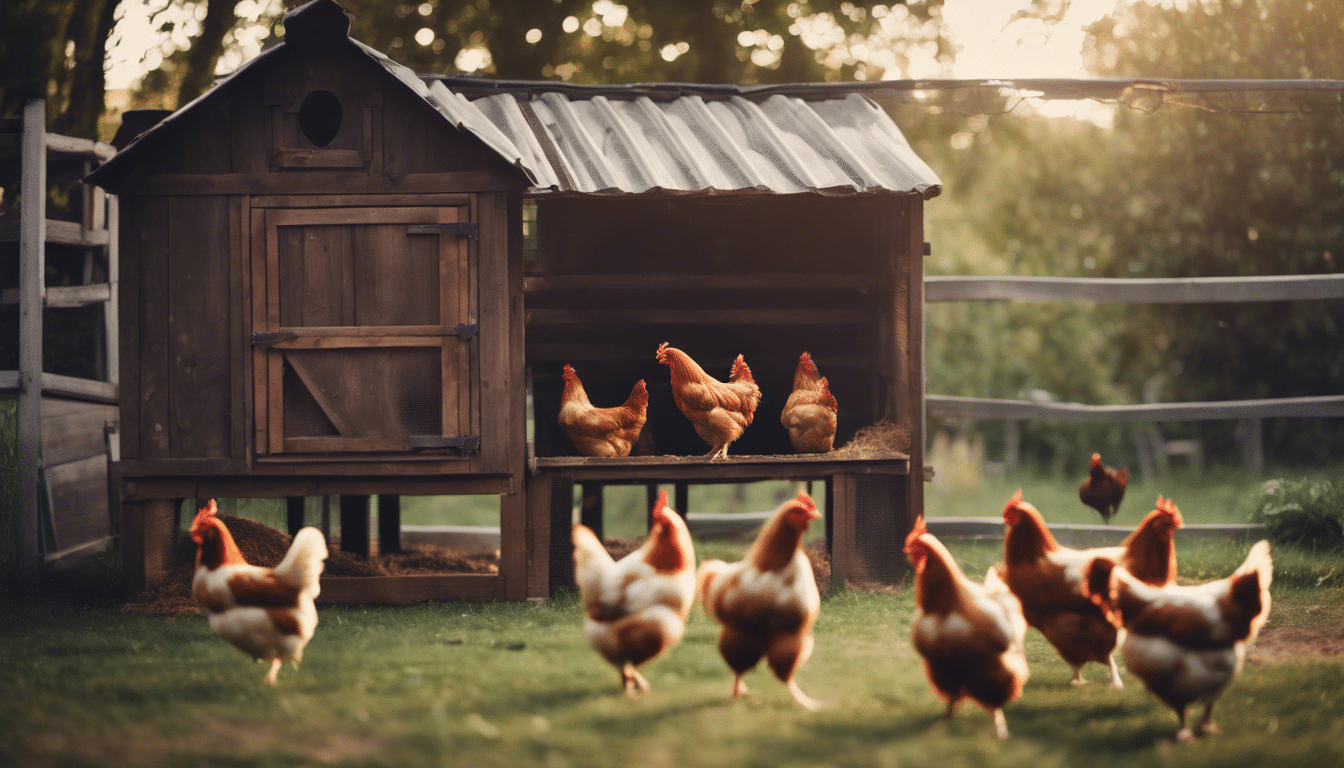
[3, 535, 1344, 768]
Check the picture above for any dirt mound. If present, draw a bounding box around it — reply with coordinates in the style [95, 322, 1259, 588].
[122, 515, 496, 616]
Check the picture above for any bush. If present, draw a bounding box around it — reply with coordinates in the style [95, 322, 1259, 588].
[1250, 476, 1344, 549]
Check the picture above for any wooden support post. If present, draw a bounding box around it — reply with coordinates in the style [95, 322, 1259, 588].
[579, 482, 604, 539]
[122, 498, 177, 593]
[377, 494, 402, 554]
[823, 477, 834, 553]
[286, 496, 306, 536]
[339, 494, 371, 558]
[526, 473, 554, 599]
[16, 100, 47, 577]
[645, 483, 659, 529]
[674, 481, 689, 520]
[500, 489, 526, 600]
[830, 474, 858, 588]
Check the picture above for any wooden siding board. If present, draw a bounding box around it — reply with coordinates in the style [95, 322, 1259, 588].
[41, 399, 116, 467]
[250, 208, 268, 455]
[232, 197, 248, 461]
[119, 200, 142, 459]
[140, 197, 171, 458]
[905, 197, 925, 523]
[478, 194, 512, 474]
[47, 454, 112, 548]
[167, 196, 232, 458]
[316, 574, 502, 604]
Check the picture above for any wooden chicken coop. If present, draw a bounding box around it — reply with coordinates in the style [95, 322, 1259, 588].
[87, 0, 939, 602]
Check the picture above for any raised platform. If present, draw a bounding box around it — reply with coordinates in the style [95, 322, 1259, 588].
[530, 452, 911, 482]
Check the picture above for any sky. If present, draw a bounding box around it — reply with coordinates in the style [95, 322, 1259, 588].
[105, 0, 1125, 93]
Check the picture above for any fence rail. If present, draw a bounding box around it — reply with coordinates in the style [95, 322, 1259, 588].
[926, 274, 1344, 304]
[927, 394, 1344, 423]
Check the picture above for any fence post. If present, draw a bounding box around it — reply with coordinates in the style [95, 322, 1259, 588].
[1236, 418, 1264, 474]
[16, 100, 47, 579]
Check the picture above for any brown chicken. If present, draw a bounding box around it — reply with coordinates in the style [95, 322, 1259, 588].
[698, 492, 823, 709]
[1000, 491, 1184, 688]
[1079, 452, 1128, 523]
[905, 516, 1029, 739]
[1083, 540, 1272, 741]
[781, 352, 838, 454]
[572, 490, 696, 695]
[557, 364, 648, 457]
[656, 342, 762, 461]
[190, 500, 328, 685]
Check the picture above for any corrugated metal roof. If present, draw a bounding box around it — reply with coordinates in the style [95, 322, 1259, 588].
[358, 41, 940, 197]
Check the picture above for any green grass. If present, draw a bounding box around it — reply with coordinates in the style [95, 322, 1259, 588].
[925, 465, 1300, 525]
[3, 538, 1344, 768]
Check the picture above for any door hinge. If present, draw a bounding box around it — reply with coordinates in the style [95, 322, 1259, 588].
[454, 323, 478, 341]
[252, 331, 297, 347]
[407, 222, 477, 238]
[408, 435, 481, 453]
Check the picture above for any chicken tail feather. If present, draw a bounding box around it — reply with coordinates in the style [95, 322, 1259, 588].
[274, 527, 328, 595]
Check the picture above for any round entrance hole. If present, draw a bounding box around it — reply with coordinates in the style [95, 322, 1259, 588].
[298, 90, 342, 147]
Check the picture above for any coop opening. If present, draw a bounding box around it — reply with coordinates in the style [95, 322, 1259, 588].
[298, 90, 342, 147]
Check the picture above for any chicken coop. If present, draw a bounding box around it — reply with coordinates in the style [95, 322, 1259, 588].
[86, 0, 940, 602]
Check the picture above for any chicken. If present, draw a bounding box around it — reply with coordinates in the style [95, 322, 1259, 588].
[698, 492, 823, 709]
[557, 364, 648, 457]
[905, 516, 1029, 739]
[1079, 452, 1128, 523]
[572, 489, 696, 695]
[190, 500, 328, 685]
[656, 342, 762, 461]
[1082, 540, 1273, 741]
[780, 352, 838, 454]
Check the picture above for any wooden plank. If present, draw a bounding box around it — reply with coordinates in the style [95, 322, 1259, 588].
[44, 132, 116, 159]
[167, 196, 232, 458]
[316, 574, 502, 604]
[532, 454, 911, 483]
[273, 148, 365, 168]
[35, 373, 117, 402]
[119, 199, 141, 458]
[925, 273, 1344, 304]
[273, 325, 451, 338]
[122, 473, 510, 499]
[47, 454, 112, 549]
[251, 194, 473, 208]
[926, 393, 1344, 422]
[0, 283, 110, 308]
[506, 193, 527, 493]
[140, 196, 171, 457]
[283, 436, 416, 453]
[17, 99, 47, 573]
[267, 335, 444, 349]
[232, 196, 247, 461]
[284, 354, 354, 436]
[41, 398, 116, 467]
[0, 219, 108, 247]
[524, 273, 874, 291]
[525, 308, 868, 325]
[250, 208, 268, 455]
[118, 172, 535, 196]
[905, 197, 926, 525]
[105, 193, 120, 391]
[477, 193, 510, 474]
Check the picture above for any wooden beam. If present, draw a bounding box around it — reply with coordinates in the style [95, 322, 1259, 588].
[525, 308, 868, 325]
[532, 454, 911, 482]
[0, 283, 110, 308]
[119, 171, 521, 196]
[926, 274, 1344, 304]
[377, 494, 402, 555]
[0, 219, 109, 247]
[17, 99, 46, 574]
[524, 273, 874, 291]
[44, 132, 116, 159]
[927, 393, 1344, 422]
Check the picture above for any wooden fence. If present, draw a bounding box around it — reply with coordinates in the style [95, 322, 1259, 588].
[923, 273, 1344, 477]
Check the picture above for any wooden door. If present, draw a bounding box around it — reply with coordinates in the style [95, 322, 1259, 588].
[253, 207, 474, 455]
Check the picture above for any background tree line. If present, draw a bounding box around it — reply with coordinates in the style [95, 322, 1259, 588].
[2, 0, 1340, 471]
